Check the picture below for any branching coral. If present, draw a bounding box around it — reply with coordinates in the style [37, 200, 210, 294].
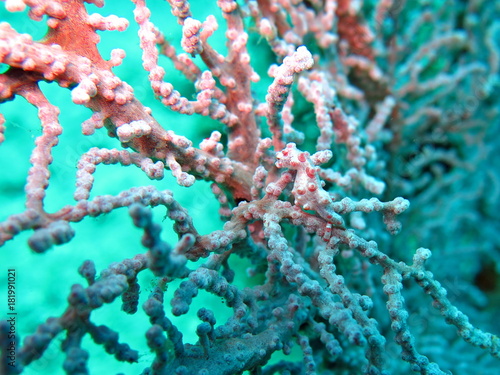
[0, 0, 499, 374]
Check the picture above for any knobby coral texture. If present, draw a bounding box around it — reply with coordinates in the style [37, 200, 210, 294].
[0, 0, 499, 374]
